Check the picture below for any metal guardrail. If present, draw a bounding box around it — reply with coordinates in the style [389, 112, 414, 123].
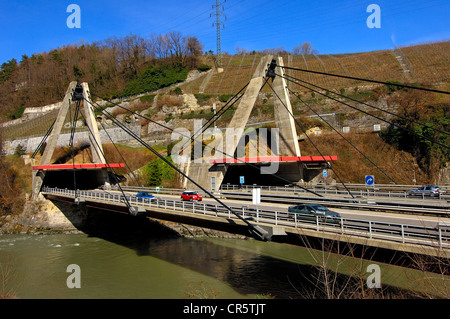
[109, 185, 450, 215]
[221, 184, 450, 201]
[219, 191, 450, 215]
[42, 187, 450, 250]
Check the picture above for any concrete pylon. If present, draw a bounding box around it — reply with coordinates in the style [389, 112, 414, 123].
[273, 57, 301, 157]
[32, 82, 106, 197]
[184, 56, 301, 191]
[81, 83, 106, 165]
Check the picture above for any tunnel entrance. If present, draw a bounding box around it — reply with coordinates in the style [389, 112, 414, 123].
[33, 163, 125, 192]
[221, 162, 304, 186]
[42, 168, 110, 190]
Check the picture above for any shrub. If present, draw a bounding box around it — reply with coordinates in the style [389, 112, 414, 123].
[219, 94, 233, 103]
[7, 106, 25, 120]
[142, 156, 176, 187]
[385, 81, 403, 93]
[194, 93, 212, 106]
[122, 66, 188, 97]
[14, 144, 26, 157]
[172, 87, 183, 95]
[197, 64, 212, 72]
[140, 95, 155, 103]
[157, 95, 182, 107]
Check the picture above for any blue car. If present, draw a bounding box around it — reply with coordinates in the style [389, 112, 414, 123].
[136, 191, 155, 200]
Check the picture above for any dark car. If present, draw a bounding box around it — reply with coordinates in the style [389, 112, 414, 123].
[181, 191, 202, 201]
[288, 204, 341, 224]
[408, 185, 446, 197]
[136, 191, 155, 200]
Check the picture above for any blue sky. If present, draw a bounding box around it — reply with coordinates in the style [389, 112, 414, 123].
[1, 0, 449, 64]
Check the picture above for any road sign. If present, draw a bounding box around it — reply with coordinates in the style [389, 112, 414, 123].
[323, 169, 328, 178]
[239, 176, 245, 184]
[156, 187, 160, 192]
[252, 188, 261, 205]
[365, 175, 375, 187]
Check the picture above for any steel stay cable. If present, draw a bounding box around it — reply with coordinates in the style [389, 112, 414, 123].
[84, 97, 272, 240]
[32, 119, 55, 159]
[82, 92, 141, 187]
[184, 76, 268, 155]
[177, 82, 249, 156]
[280, 65, 450, 95]
[76, 102, 135, 212]
[266, 79, 356, 199]
[96, 117, 141, 187]
[280, 71, 450, 137]
[277, 72, 450, 150]
[285, 85, 397, 184]
[69, 99, 81, 196]
[88, 91, 323, 197]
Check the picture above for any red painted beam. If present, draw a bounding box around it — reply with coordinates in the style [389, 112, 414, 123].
[209, 156, 337, 164]
[33, 163, 125, 170]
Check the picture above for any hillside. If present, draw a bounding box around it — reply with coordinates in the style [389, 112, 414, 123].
[179, 41, 450, 95]
[0, 39, 449, 185]
[1, 39, 449, 121]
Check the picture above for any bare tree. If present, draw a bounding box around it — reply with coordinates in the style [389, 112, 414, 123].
[185, 36, 203, 56]
[235, 47, 248, 55]
[293, 42, 318, 55]
[167, 31, 185, 64]
[184, 36, 203, 68]
[261, 46, 289, 55]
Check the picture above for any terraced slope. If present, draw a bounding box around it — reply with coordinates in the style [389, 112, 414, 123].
[180, 41, 450, 95]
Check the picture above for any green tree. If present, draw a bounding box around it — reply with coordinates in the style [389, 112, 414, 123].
[145, 160, 162, 186]
[0, 59, 17, 83]
[380, 104, 450, 175]
[143, 156, 176, 187]
[122, 66, 188, 97]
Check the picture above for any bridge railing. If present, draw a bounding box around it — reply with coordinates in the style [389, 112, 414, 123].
[42, 187, 450, 250]
[220, 184, 450, 201]
[103, 185, 450, 216]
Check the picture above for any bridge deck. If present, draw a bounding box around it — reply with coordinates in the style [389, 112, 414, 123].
[41, 187, 450, 258]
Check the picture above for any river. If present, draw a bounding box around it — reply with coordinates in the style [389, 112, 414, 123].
[1, 230, 448, 299]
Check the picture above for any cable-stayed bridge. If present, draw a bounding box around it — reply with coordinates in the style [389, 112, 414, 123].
[26, 55, 450, 257]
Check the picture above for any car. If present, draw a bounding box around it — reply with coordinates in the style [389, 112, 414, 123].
[181, 191, 202, 201]
[136, 191, 156, 200]
[408, 185, 446, 197]
[288, 204, 341, 224]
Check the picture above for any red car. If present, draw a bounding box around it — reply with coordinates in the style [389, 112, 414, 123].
[181, 191, 202, 201]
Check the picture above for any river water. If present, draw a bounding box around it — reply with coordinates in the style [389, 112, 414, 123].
[1, 231, 448, 299]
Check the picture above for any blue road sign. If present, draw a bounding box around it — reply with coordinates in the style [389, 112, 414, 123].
[323, 169, 328, 178]
[365, 175, 375, 187]
[240, 176, 245, 184]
